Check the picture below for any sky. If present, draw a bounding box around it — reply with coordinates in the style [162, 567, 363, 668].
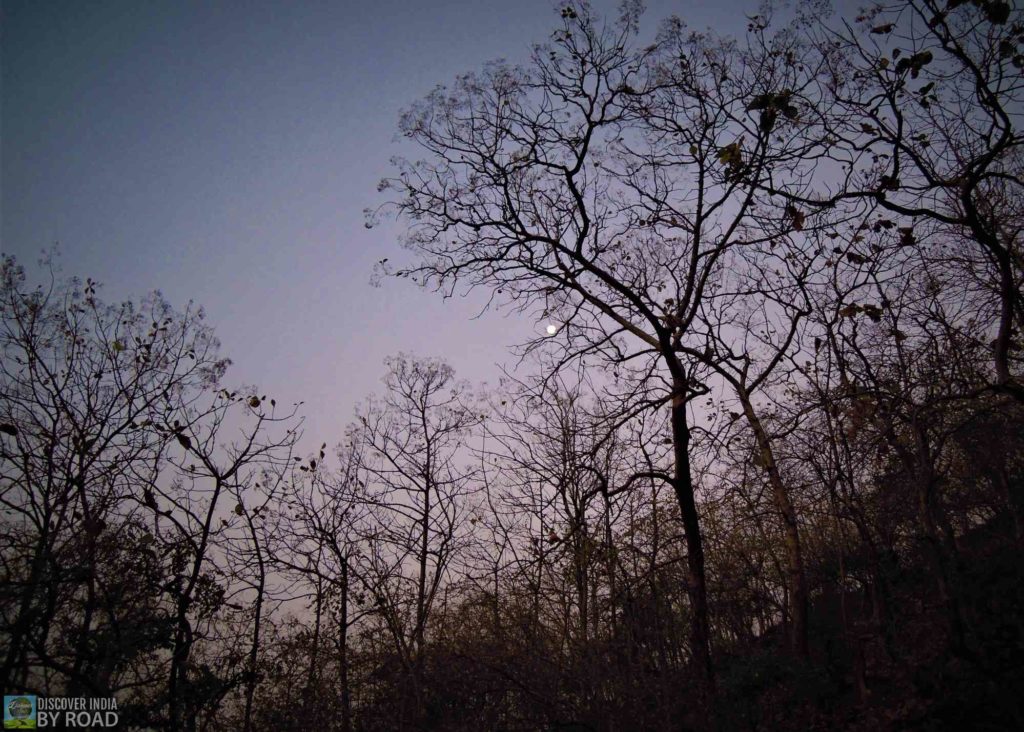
[1, 0, 836, 448]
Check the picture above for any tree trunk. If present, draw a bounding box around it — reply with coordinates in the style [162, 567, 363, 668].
[911, 423, 968, 656]
[743, 399, 809, 657]
[167, 600, 193, 732]
[242, 516, 265, 732]
[339, 559, 352, 732]
[308, 579, 323, 692]
[1, 536, 48, 692]
[669, 382, 713, 685]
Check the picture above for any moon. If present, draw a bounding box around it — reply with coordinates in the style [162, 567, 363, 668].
[546, 323, 558, 335]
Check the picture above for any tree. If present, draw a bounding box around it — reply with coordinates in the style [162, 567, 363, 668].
[266, 440, 375, 732]
[378, 0, 835, 679]
[780, 0, 1024, 398]
[140, 385, 299, 732]
[0, 255, 302, 732]
[352, 354, 479, 724]
[0, 255, 226, 696]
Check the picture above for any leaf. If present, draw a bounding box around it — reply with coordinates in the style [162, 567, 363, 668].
[746, 93, 772, 111]
[792, 210, 806, 231]
[862, 304, 883, 322]
[112, 340, 125, 353]
[985, 1, 1010, 24]
[177, 433, 192, 450]
[909, 50, 933, 77]
[248, 396, 261, 408]
[870, 23, 894, 34]
[747, 92, 797, 132]
[718, 142, 742, 166]
[0, 424, 17, 437]
[234, 503, 244, 516]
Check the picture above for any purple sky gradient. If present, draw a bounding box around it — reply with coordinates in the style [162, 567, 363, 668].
[1, 0, 845, 447]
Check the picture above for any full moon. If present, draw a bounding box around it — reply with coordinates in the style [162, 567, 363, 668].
[546, 323, 558, 335]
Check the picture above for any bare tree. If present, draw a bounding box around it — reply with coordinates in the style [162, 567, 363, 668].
[779, 0, 1024, 397]
[377, 0, 836, 679]
[267, 440, 375, 732]
[0, 255, 226, 696]
[133, 385, 300, 731]
[352, 354, 479, 722]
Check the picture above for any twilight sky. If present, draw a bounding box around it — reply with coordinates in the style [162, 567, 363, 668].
[1, 0, 838, 447]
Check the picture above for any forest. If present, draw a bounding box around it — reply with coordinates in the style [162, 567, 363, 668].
[2, 0, 1023, 729]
